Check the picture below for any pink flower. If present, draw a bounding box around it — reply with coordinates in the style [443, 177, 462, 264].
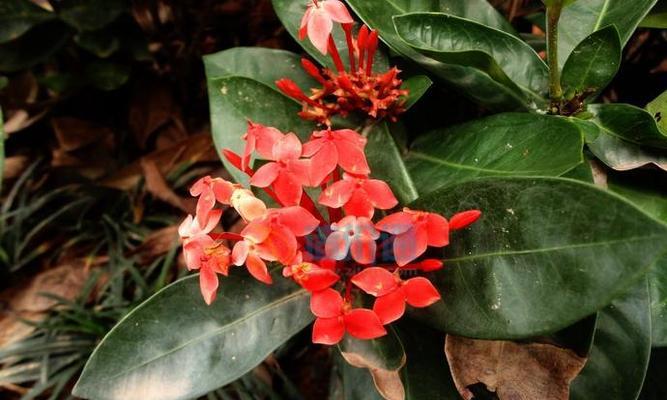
[299, 0, 354, 54]
[189, 177, 236, 226]
[325, 215, 380, 264]
[249, 132, 311, 206]
[241, 122, 283, 170]
[319, 173, 397, 218]
[303, 129, 370, 185]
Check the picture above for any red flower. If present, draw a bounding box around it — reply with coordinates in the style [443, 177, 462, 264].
[299, 0, 354, 54]
[241, 122, 283, 170]
[303, 129, 370, 185]
[310, 288, 386, 345]
[376, 208, 450, 266]
[352, 267, 441, 324]
[250, 132, 311, 206]
[319, 173, 397, 218]
[189, 176, 236, 226]
[325, 215, 380, 264]
[283, 253, 340, 292]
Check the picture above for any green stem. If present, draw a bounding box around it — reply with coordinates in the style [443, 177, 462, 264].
[547, 3, 563, 110]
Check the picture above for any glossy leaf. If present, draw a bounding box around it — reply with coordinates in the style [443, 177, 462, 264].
[406, 113, 584, 196]
[409, 176, 667, 339]
[331, 352, 384, 400]
[402, 75, 432, 110]
[0, 0, 55, 43]
[586, 124, 667, 172]
[73, 272, 312, 400]
[394, 13, 549, 103]
[203, 48, 317, 183]
[559, 0, 658, 66]
[589, 103, 667, 149]
[571, 280, 652, 400]
[271, 0, 389, 72]
[364, 122, 419, 204]
[639, 0, 667, 28]
[646, 90, 667, 134]
[0, 21, 70, 73]
[346, 0, 534, 111]
[85, 61, 130, 91]
[58, 0, 126, 31]
[561, 26, 621, 95]
[649, 257, 667, 347]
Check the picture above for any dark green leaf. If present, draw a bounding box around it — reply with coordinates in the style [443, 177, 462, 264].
[639, 0, 667, 28]
[364, 122, 418, 204]
[402, 75, 432, 110]
[271, 0, 389, 72]
[561, 26, 621, 95]
[406, 113, 584, 196]
[73, 272, 312, 400]
[84, 61, 130, 91]
[0, 21, 70, 72]
[586, 125, 667, 172]
[397, 320, 460, 400]
[346, 0, 533, 111]
[394, 13, 548, 103]
[559, 0, 658, 66]
[646, 90, 667, 134]
[571, 280, 651, 400]
[649, 257, 667, 347]
[58, 0, 126, 31]
[589, 103, 667, 148]
[409, 176, 667, 339]
[0, 0, 55, 43]
[330, 352, 384, 400]
[75, 30, 120, 58]
[203, 48, 317, 183]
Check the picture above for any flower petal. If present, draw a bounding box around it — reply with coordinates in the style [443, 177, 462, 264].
[308, 141, 338, 186]
[363, 179, 398, 210]
[393, 226, 428, 266]
[307, 9, 333, 54]
[275, 206, 320, 237]
[310, 288, 343, 318]
[376, 212, 413, 235]
[301, 268, 340, 292]
[322, 0, 354, 24]
[231, 241, 250, 266]
[450, 210, 482, 230]
[404, 277, 441, 307]
[426, 213, 449, 247]
[373, 288, 406, 325]
[318, 180, 355, 208]
[350, 235, 377, 265]
[199, 266, 219, 305]
[273, 171, 303, 206]
[343, 189, 374, 219]
[344, 309, 387, 339]
[196, 187, 216, 227]
[351, 267, 398, 296]
[312, 317, 345, 345]
[273, 132, 303, 161]
[335, 139, 370, 175]
[246, 253, 273, 284]
[250, 162, 280, 188]
[325, 230, 351, 260]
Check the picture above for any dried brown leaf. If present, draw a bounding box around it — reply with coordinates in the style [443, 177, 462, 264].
[3, 156, 30, 180]
[445, 335, 587, 400]
[340, 351, 406, 400]
[51, 117, 114, 152]
[129, 82, 185, 149]
[130, 225, 180, 264]
[141, 158, 192, 213]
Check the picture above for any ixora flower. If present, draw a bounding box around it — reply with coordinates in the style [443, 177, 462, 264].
[177, 0, 482, 345]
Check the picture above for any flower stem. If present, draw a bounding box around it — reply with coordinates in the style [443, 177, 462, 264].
[546, 2, 563, 112]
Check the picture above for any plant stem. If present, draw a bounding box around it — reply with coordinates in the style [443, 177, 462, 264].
[546, 2, 563, 110]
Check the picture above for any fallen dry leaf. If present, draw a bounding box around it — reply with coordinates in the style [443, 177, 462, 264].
[445, 335, 587, 400]
[341, 351, 406, 400]
[2, 155, 30, 180]
[51, 117, 115, 152]
[130, 225, 180, 264]
[141, 158, 193, 213]
[129, 81, 186, 149]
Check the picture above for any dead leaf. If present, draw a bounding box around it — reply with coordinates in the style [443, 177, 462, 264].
[2, 156, 30, 180]
[141, 158, 193, 213]
[445, 335, 587, 400]
[131, 225, 180, 264]
[102, 133, 217, 190]
[129, 81, 186, 149]
[51, 117, 114, 152]
[340, 351, 406, 400]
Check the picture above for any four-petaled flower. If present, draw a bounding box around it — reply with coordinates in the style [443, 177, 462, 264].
[303, 129, 370, 185]
[352, 267, 441, 324]
[310, 288, 386, 345]
[283, 254, 339, 292]
[325, 215, 380, 264]
[299, 0, 354, 54]
[319, 173, 397, 218]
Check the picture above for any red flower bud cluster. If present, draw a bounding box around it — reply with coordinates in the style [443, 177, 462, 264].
[275, 0, 407, 126]
[179, 122, 481, 344]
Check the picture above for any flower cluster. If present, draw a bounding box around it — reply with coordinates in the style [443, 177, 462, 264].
[179, 122, 480, 344]
[179, 0, 481, 345]
[276, 0, 407, 126]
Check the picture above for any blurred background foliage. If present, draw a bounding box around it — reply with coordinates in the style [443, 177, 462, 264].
[0, 0, 665, 399]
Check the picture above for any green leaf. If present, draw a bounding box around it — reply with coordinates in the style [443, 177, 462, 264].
[588, 132, 667, 171]
[393, 13, 548, 109]
[561, 26, 621, 95]
[58, 0, 127, 31]
[571, 280, 651, 400]
[646, 90, 667, 134]
[409, 176, 667, 339]
[0, 0, 55, 43]
[84, 61, 130, 91]
[397, 320, 460, 400]
[649, 257, 667, 347]
[331, 352, 384, 400]
[73, 272, 312, 400]
[271, 0, 389, 72]
[402, 75, 432, 110]
[364, 122, 419, 204]
[0, 106, 4, 195]
[346, 0, 535, 111]
[203, 48, 317, 184]
[75, 30, 120, 58]
[639, 0, 667, 28]
[589, 103, 667, 149]
[559, 0, 658, 67]
[0, 21, 70, 73]
[406, 113, 584, 196]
